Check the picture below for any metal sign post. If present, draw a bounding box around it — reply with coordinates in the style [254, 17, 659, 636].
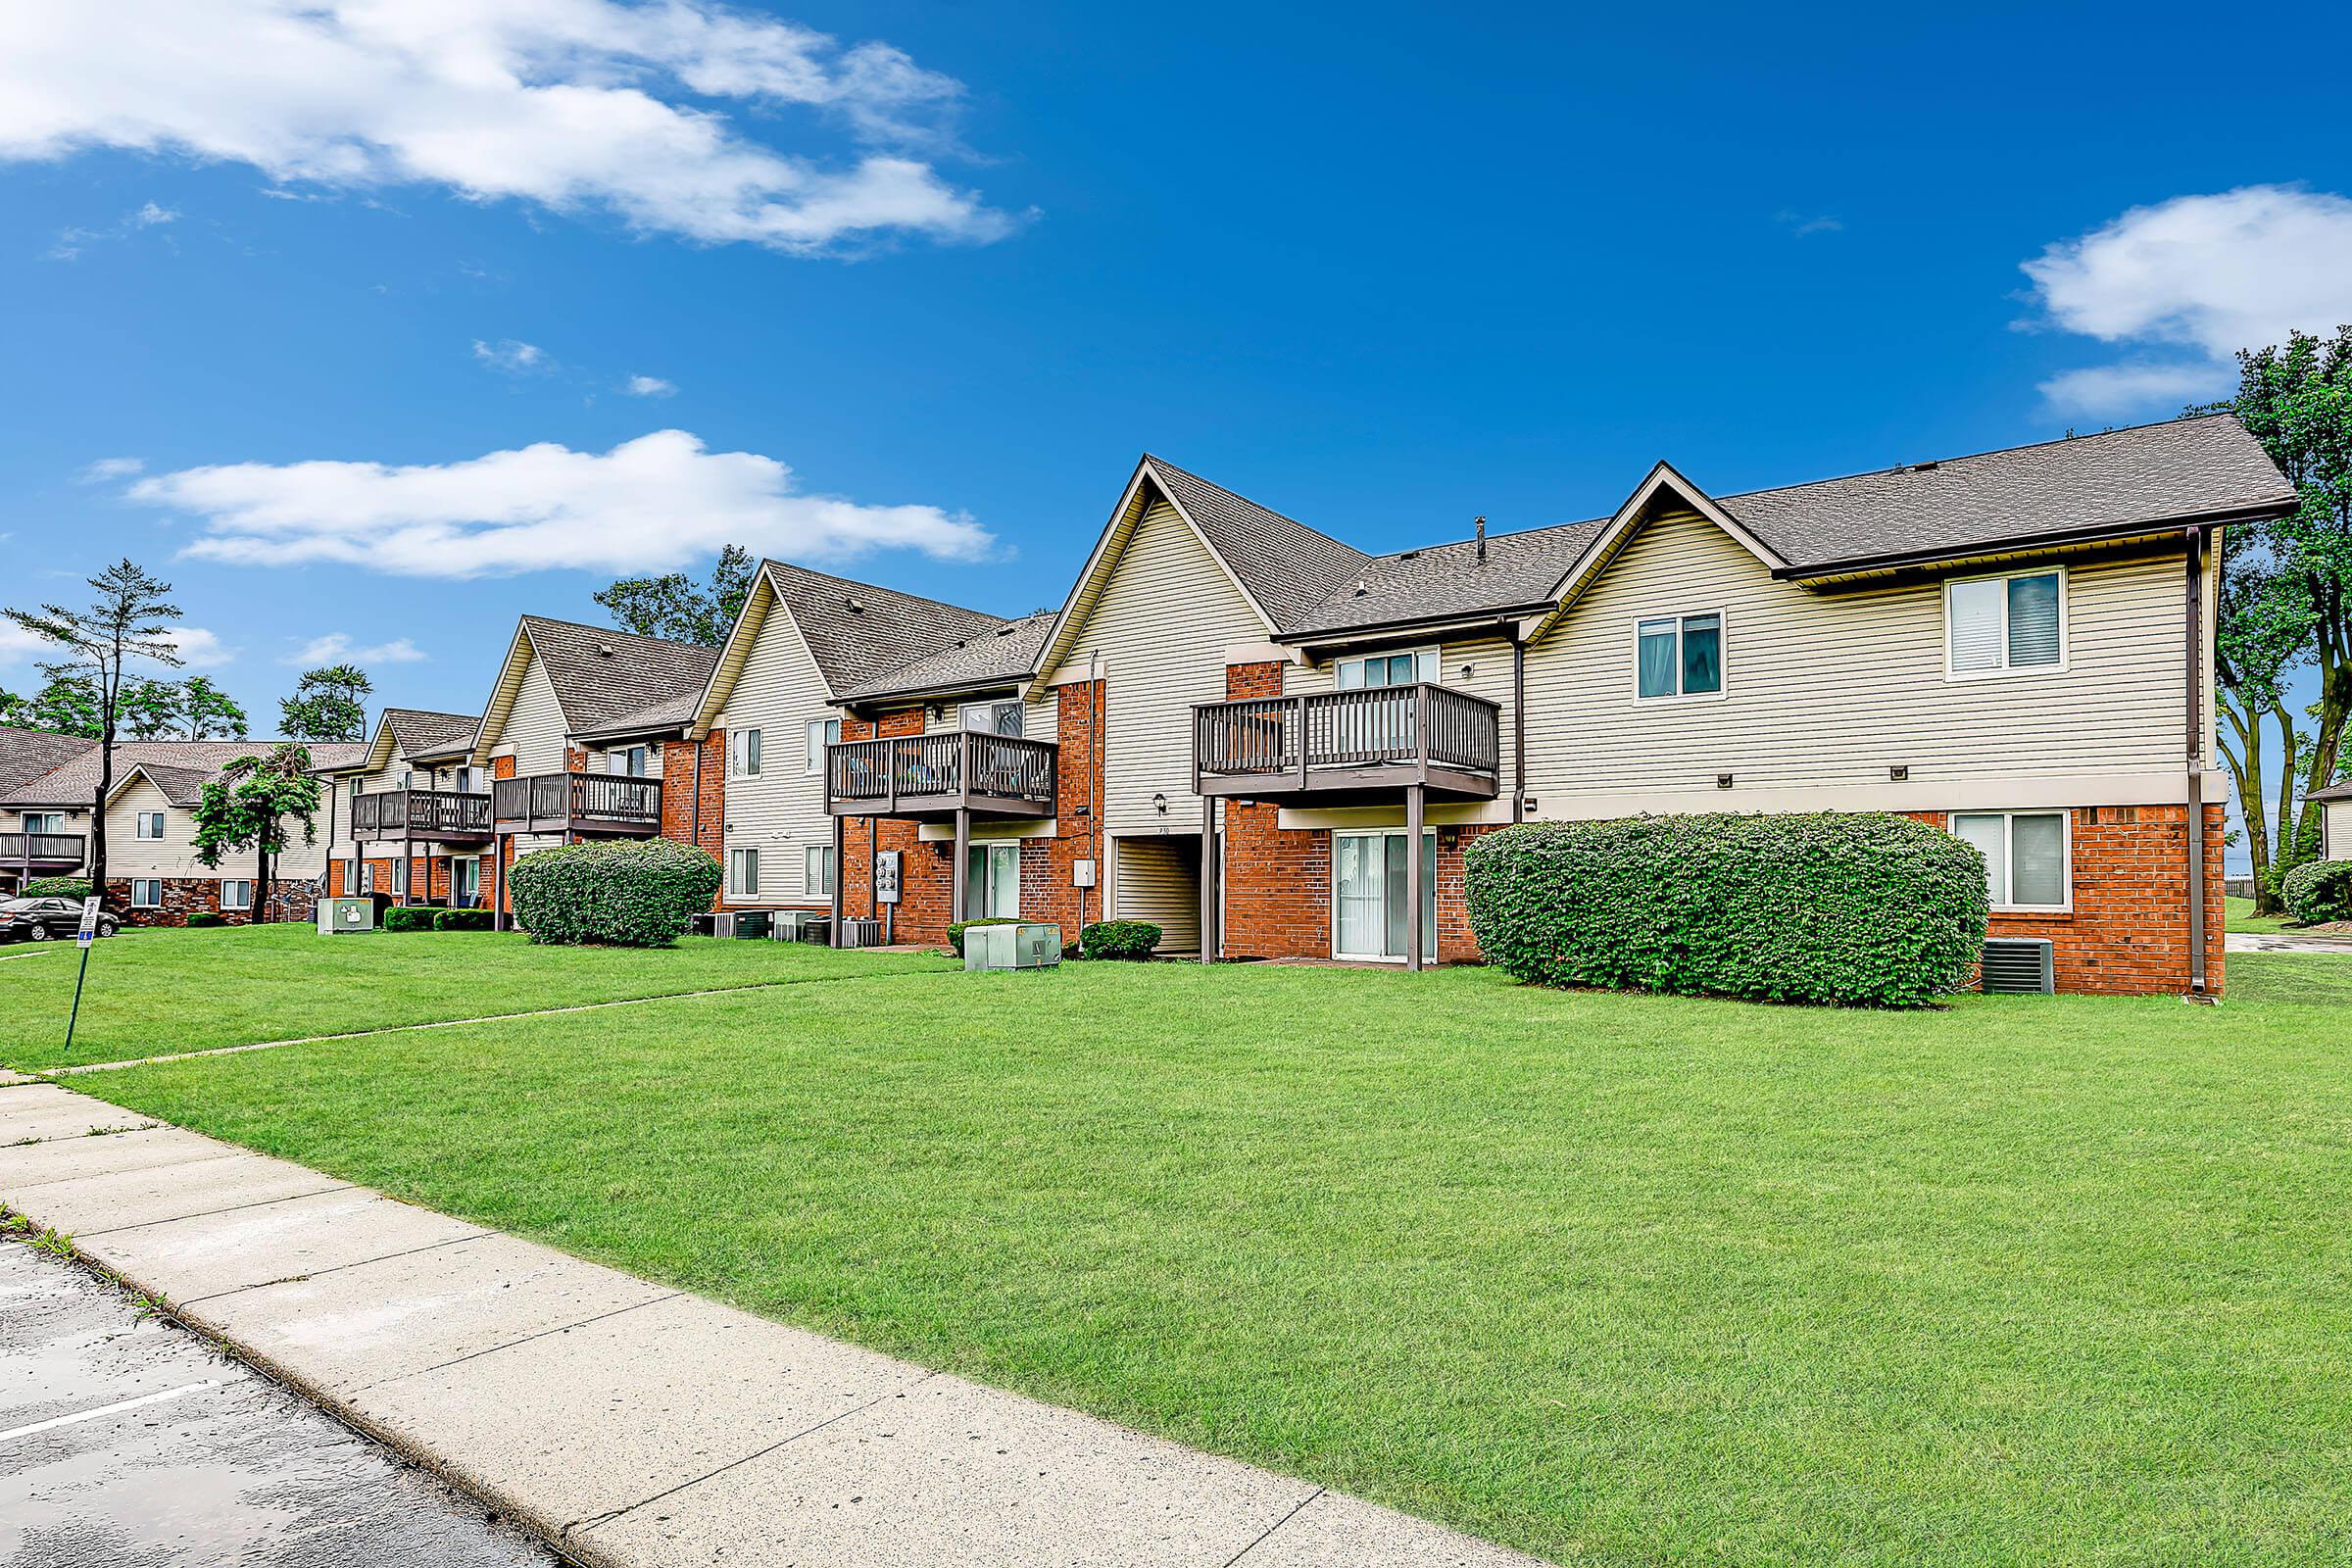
[63, 896, 100, 1054]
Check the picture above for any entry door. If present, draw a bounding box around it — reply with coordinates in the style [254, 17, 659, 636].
[451, 857, 480, 906]
[1333, 830, 1436, 961]
[963, 842, 1019, 919]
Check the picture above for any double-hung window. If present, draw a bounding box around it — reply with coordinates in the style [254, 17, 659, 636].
[129, 878, 162, 909]
[1946, 569, 2064, 677]
[958, 702, 1023, 738]
[389, 858, 409, 896]
[1635, 612, 1724, 700]
[727, 847, 760, 898]
[220, 879, 254, 911]
[804, 718, 839, 775]
[608, 746, 647, 777]
[1952, 811, 2069, 911]
[804, 844, 836, 897]
[730, 728, 762, 778]
[134, 810, 166, 841]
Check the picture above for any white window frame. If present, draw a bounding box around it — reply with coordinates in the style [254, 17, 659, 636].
[804, 843, 836, 897]
[1335, 648, 1438, 691]
[134, 810, 166, 841]
[1950, 809, 2073, 913]
[1943, 566, 2069, 681]
[608, 745, 647, 777]
[804, 717, 840, 775]
[727, 847, 760, 898]
[389, 858, 409, 896]
[1631, 610, 1730, 704]
[358, 861, 376, 895]
[957, 701, 1024, 738]
[129, 878, 162, 909]
[731, 728, 763, 778]
[1328, 827, 1438, 963]
[220, 878, 254, 911]
[24, 811, 65, 835]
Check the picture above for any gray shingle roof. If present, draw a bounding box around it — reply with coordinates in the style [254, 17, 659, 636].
[1283, 519, 1610, 636]
[1143, 457, 1370, 632]
[0, 727, 96, 798]
[2310, 780, 2352, 804]
[520, 616, 720, 733]
[383, 709, 479, 760]
[762, 562, 1009, 695]
[836, 612, 1056, 702]
[3, 739, 367, 808]
[573, 688, 705, 740]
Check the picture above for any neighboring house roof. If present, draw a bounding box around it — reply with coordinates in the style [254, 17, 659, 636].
[519, 615, 720, 732]
[5, 739, 367, 808]
[0, 727, 97, 798]
[2310, 781, 2352, 804]
[835, 612, 1056, 703]
[761, 561, 1010, 694]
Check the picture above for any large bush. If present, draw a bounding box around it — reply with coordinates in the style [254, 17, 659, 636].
[507, 838, 721, 948]
[22, 877, 91, 900]
[433, 907, 496, 932]
[185, 910, 225, 928]
[380, 906, 438, 933]
[1465, 812, 1988, 1008]
[2280, 858, 2352, 925]
[1080, 919, 1161, 960]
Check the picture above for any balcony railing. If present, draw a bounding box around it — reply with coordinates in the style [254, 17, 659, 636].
[490, 771, 662, 834]
[351, 788, 492, 840]
[0, 832, 87, 868]
[1193, 683, 1501, 801]
[825, 731, 1057, 820]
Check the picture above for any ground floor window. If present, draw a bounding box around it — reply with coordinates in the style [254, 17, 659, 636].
[727, 847, 760, 898]
[389, 858, 409, 896]
[963, 842, 1019, 919]
[1332, 829, 1436, 961]
[804, 844, 835, 898]
[220, 878, 254, 910]
[357, 861, 375, 895]
[129, 878, 162, 909]
[1952, 810, 2069, 911]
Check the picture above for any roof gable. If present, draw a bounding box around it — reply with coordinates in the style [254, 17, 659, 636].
[472, 616, 717, 758]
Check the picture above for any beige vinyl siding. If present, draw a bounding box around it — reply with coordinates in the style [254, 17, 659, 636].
[712, 597, 841, 906]
[107, 778, 331, 880]
[2325, 800, 2352, 861]
[1522, 510, 2189, 805]
[497, 658, 570, 776]
[1048, 499, 1267, 834]
[1112, 835, 1200, 953]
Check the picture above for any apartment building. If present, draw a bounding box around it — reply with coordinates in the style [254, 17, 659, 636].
[314, 709, 489, 906]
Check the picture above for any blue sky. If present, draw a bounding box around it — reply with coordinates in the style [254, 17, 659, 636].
[4, 2, 2348, 865]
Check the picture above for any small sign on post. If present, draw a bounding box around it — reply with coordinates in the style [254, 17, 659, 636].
[64, 897, 102, 1053]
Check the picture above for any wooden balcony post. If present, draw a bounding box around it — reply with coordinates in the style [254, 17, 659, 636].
[1404, 781, 1426, 973]
[1295, 695, 1309, 791]
[1200, 794, 1217, 964]
[951, 808, 971, 929]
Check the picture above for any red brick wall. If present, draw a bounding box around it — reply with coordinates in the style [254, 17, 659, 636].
[1899, 803, 2226, 997]
[1215, 662, 1333, 960]
[662, 730, 726, 909]
[488, 757, 517, 916]
[107, 876, 319, 926]
[833, 709, 953, 939]
[1021, 679, 1105, 947]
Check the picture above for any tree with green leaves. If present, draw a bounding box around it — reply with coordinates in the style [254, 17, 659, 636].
[191, 743, 321, 924]
[3, 560, 182, 907]
[594, 544, 755, 645]
[117, 676, 190, 740]
[174, 675, 249, 740]
[0, 673, 104, 737]
[279, 662, 372, 742]
[2209, 326, 2352, 907]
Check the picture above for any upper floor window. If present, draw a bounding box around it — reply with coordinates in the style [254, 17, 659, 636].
[1337, 650, 1435, 690]
[134, 810, 166, 840]
[730, 728, 762, 778]
[454, 766, 476, 793]
[1636, 612, 1724, 700]
[398, 769, 413, 789]
[959, 702, 1023, 738]
[608, 746, 647, 777]
[804, 718, 839, 775]
[1947, 568, 2064, 678]
[349, 777, 363, 802]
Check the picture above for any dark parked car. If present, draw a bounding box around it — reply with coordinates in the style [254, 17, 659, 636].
[0, 897, 118, 943]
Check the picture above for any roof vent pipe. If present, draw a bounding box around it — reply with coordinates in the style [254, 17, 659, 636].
[1474, 515, 1487, 564]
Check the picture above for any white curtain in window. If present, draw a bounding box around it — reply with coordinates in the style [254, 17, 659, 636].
[1954, 813, 2006, 904]
[1948, 580, 2005, 672]
[1637, 619, 1679, 697]
[2010, 813, 2066, 906]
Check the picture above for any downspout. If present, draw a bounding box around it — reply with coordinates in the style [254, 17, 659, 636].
[1511, 630, 1527, 823]
[2184, 526, 2209, 997]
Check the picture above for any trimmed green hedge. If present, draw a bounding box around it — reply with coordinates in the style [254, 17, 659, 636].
[22, 877, 91, 900]
[507, 838, 722, 948]
[185, 910, 225, 928]
[2281, 858, 2352, 925]
[948, 917, 1020, 956]
[433, 907, 496, 932]
[380, 906, 438, 933]
[1464, 812, 1988, 1008]
[1080, 919, 1161, 960]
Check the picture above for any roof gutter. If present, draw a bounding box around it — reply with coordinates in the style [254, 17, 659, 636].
[1772, 498, 2297, 582]
[1272, 606, 1556, 650]
[839, 673, 1042, 711]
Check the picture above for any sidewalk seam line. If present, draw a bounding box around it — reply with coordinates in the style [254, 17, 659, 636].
[1224, 1487, 1327, 1567]
[0, 1145, 252, 1195]
[350, 1290, 686, 1395]
[79, 1182, 357, 1238]
[179, 1227, 493, 1307]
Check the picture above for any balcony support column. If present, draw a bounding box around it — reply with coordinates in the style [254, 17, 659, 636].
[1404, 781, 1426, 973]
[829, 814, 845, 948]
[1200, 796, 1217, 964]
[951, 808, 971, 932]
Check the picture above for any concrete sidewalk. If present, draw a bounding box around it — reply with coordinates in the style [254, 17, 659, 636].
[0, 1079, 1543, 1568]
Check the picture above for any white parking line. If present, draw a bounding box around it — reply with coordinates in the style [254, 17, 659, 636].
[0, 1379, 220, 1444]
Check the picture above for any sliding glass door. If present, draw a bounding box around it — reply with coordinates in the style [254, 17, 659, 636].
[1332, 829, 1436, 961]
[963, 842, 1020, 920]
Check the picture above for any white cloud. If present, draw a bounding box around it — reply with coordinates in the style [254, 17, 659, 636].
[131, 201, 177, 226]
[0, 615, 228, 672]
[624, 374, 676, 397]
[472, 337, 549, 373]
[79, 457, 145, 482]
[282, 632, 425, 666]
[151, 626, 235, 670]
[1775, 209, 1841, 237]
[126, 428, 995, 578]
[0, 1, 1014, 256]
[2023, 184, 2352, 416]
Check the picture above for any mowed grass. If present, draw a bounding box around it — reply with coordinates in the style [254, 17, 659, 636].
[0, 922, 954, 1069]
[2226, 895, 2299, 935]
[65, 952, 2352, 1567]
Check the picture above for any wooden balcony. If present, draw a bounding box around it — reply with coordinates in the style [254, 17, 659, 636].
[0, 833, 87, 871]
[825, 732, 1057, 822]
[491, 772, 663, 836]
[351, 788, 492, 843]
[1193, 683, 1502, 804]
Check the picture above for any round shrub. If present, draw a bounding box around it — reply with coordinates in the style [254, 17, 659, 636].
[1465, 811, 1988, 1008]
[2280, 858, 2352, 925]
[22, 877, 91, 900]
[433, 907, 496, 932]
[507, 838, 722, 948]
[1080, 919, 1161, 960]
[380, 906, 439, 933]
[948, 916, 1020, 956]
[185, 910, 225, 928]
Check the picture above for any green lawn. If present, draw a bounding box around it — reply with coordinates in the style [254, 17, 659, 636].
[2226, 895, 2312, 936]
[0, 923, 954, 1069]
[46, 948, 2352, 1567]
